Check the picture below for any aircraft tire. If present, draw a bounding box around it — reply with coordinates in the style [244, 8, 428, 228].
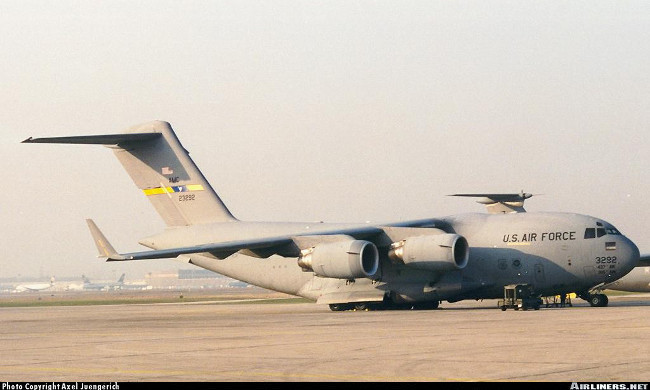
[412, 301, 440, 310]
[329, 303, 351, 311]
[354, 302, 368, 311]
[589, 294, 608, 307]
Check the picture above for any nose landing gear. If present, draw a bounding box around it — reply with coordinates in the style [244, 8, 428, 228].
[588, 293, 609, 307]
[577, 290, 609, 307]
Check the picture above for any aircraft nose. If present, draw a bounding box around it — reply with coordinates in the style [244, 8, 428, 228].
[618, 236, 640, 275]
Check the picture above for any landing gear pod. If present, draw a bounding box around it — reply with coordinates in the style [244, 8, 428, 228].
[298, 240, 379, 279]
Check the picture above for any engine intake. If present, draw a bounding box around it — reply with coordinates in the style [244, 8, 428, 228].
[298, 240, 379, 279]
[388, 234, 469, 272]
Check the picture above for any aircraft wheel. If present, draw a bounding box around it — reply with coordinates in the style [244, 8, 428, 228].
[329, 303, 350, 311]
[589, 294, 608, 307]
[354, 303, 369, 311]
[413, 301, 440, 310]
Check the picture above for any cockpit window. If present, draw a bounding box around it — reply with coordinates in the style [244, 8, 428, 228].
[585, 224, 622, 239]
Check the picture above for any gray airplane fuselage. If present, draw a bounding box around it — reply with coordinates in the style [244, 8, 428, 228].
[143, 211, 639, 303]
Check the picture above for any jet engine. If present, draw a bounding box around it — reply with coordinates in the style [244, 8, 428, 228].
[388, 234, 469, 272]
[297, 240, 379, 279]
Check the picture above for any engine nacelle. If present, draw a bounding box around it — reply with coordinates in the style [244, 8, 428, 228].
[388, 234, 469, 272]
[297, 240, 379, 279]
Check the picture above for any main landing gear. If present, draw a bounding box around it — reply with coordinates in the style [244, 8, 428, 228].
[328, 300, 440, 311]
[328, 303, 376, 311]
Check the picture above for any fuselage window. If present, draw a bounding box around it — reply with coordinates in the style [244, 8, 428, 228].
[584, 228, 596, 239]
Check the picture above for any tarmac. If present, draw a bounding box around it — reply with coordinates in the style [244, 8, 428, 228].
[0, 290, 649, 382]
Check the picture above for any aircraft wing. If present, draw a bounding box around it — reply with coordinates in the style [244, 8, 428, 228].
[88, 218, 294, 260]
[86, 219, 387, 261]
[638, 254, 650, 267]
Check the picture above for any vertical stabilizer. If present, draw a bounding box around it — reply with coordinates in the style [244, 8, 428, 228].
[112, 121, 237, 225]
[24, 121, 237, 226]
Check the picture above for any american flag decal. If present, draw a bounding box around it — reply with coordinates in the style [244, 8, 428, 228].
[606, 242, 616, 251]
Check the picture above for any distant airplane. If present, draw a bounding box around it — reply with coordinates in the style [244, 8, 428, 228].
[23, 121, 649, 310]
[121, 279, 150, 290]
[65, 281, 85, 291]
[602, 266, 650, 293]
[228, 281, 250, 288]
[82, 273, 125, 291]
[14, 277, 55, 292]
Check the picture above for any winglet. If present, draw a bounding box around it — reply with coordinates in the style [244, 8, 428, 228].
[85, 219, 129, 260]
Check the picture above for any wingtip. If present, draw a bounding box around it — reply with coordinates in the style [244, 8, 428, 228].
[21, 137, 34, 143]
[106, 254, 131, 262]
[86, 218, 120, 259]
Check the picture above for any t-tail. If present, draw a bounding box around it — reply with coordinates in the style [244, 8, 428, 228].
[23, 121, 237, 226]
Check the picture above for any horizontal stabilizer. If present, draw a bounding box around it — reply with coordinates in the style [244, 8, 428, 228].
[22, 133, 161, 145]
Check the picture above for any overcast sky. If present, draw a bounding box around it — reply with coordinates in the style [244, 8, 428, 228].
[2, 1, 649, 281]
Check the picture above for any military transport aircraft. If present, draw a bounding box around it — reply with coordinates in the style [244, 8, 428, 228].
[23, 121, 649, 310]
